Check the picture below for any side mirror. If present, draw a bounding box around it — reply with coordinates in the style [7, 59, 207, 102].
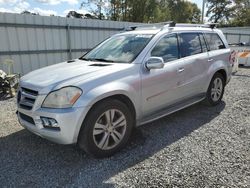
[145, 57, 164, 70]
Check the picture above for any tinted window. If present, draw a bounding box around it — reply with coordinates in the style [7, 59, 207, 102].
[199, 34, 208, 52]
[151, 34, 179, 63]
[179, 33, 202, 57]
[204, 33, 225, 51]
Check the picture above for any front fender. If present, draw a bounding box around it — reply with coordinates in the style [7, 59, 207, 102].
[75, 82, 140, 118]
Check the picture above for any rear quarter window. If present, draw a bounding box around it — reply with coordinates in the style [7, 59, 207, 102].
[204, 33, 226, 51]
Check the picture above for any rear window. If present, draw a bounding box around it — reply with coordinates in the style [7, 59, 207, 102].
[204, 33, 226, 51]
[179, 33, 202, 57]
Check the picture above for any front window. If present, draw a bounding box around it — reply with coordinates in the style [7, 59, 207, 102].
[81, 34, 153, 63]
[151, 34, 179, 63]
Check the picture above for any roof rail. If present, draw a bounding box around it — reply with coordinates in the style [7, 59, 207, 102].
[124, 21, 176, 31]
[229, 42, 250, 47]
[123, 22, 217, 32]
[175, 23, 218, 29]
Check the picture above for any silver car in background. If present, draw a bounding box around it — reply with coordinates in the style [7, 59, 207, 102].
[17, 22, 232, 158]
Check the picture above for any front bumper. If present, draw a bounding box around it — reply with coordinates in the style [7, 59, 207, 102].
[17, 105, 91, 144]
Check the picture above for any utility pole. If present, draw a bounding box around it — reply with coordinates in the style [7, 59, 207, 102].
[201, 0, 206, 23]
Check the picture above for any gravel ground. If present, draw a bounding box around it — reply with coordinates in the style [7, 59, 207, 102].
[0, 68, 249, 187]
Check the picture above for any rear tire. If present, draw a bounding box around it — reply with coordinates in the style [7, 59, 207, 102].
[204, 72, 225, 106]
[78, 99, 134, 158]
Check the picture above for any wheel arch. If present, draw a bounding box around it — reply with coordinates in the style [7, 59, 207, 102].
[216, 69, 227, 83]
[76, 93, 137, 142]
[205, 68, 227, 92]
[89, 94, 137, 123]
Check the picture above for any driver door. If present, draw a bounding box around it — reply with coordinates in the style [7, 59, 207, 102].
[141, 34, 183, 117]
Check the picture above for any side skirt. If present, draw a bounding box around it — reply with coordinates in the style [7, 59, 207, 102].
[137, 93, 206, 126]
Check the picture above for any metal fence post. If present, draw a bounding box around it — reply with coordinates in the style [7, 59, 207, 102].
[66, 24, 72, 60]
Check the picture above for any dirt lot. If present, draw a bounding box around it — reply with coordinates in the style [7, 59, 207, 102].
[0, 68, 249, 187]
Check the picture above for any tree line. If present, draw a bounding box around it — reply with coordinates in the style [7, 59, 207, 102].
[206, 0, 250, 26]
[75, 0, 250, 26]
[21, 0, 250, 27]
[77, 0, 201, 23]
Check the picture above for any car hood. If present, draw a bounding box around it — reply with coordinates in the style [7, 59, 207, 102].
[20, 59, 134, 94]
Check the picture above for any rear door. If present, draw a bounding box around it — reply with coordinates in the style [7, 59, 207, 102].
[176, 32, 209, 98]
[204, 32, 231, 83]
[204, 32, 230, 63]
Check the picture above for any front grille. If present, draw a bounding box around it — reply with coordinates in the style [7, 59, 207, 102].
[18, 87, 38, 110]
[21, 87, 38, 96]
[19, 112, 35, 125]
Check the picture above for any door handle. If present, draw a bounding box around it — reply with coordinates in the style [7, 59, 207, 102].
[178, 68, 185, 73]
[208, 58, 214, 62]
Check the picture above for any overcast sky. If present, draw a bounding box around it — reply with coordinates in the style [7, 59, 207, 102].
[0, 0, 204, 17]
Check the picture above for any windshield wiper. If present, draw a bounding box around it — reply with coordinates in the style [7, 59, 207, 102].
[79, 57, 89, 61]
[88, 58, 114, 63]
[79, 57, 114, 63]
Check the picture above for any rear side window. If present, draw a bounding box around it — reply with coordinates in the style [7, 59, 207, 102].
[179, 33, 202, 57]
[204, 33, 225, 51]
[151, 34, 179, 63]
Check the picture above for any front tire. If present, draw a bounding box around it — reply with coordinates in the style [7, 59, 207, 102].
[204, 72, 225, 106]
[78, 99, 134, 158]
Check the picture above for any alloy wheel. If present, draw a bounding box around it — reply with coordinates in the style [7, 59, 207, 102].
[93, 109, 127, 150]
[211, 77, 223, 102]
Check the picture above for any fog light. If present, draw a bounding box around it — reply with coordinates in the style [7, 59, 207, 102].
[41, 117, 59, 128]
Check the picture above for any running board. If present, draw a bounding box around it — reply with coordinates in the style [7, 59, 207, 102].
[137, 94, 206, 126]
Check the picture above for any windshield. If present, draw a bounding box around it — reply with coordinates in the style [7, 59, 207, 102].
[81, 34, 153, 63]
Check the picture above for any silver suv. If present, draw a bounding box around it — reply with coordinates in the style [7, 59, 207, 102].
[17, 22, 232, 158]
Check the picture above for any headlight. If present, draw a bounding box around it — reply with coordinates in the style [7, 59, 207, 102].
[42, 87, 82, 108]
